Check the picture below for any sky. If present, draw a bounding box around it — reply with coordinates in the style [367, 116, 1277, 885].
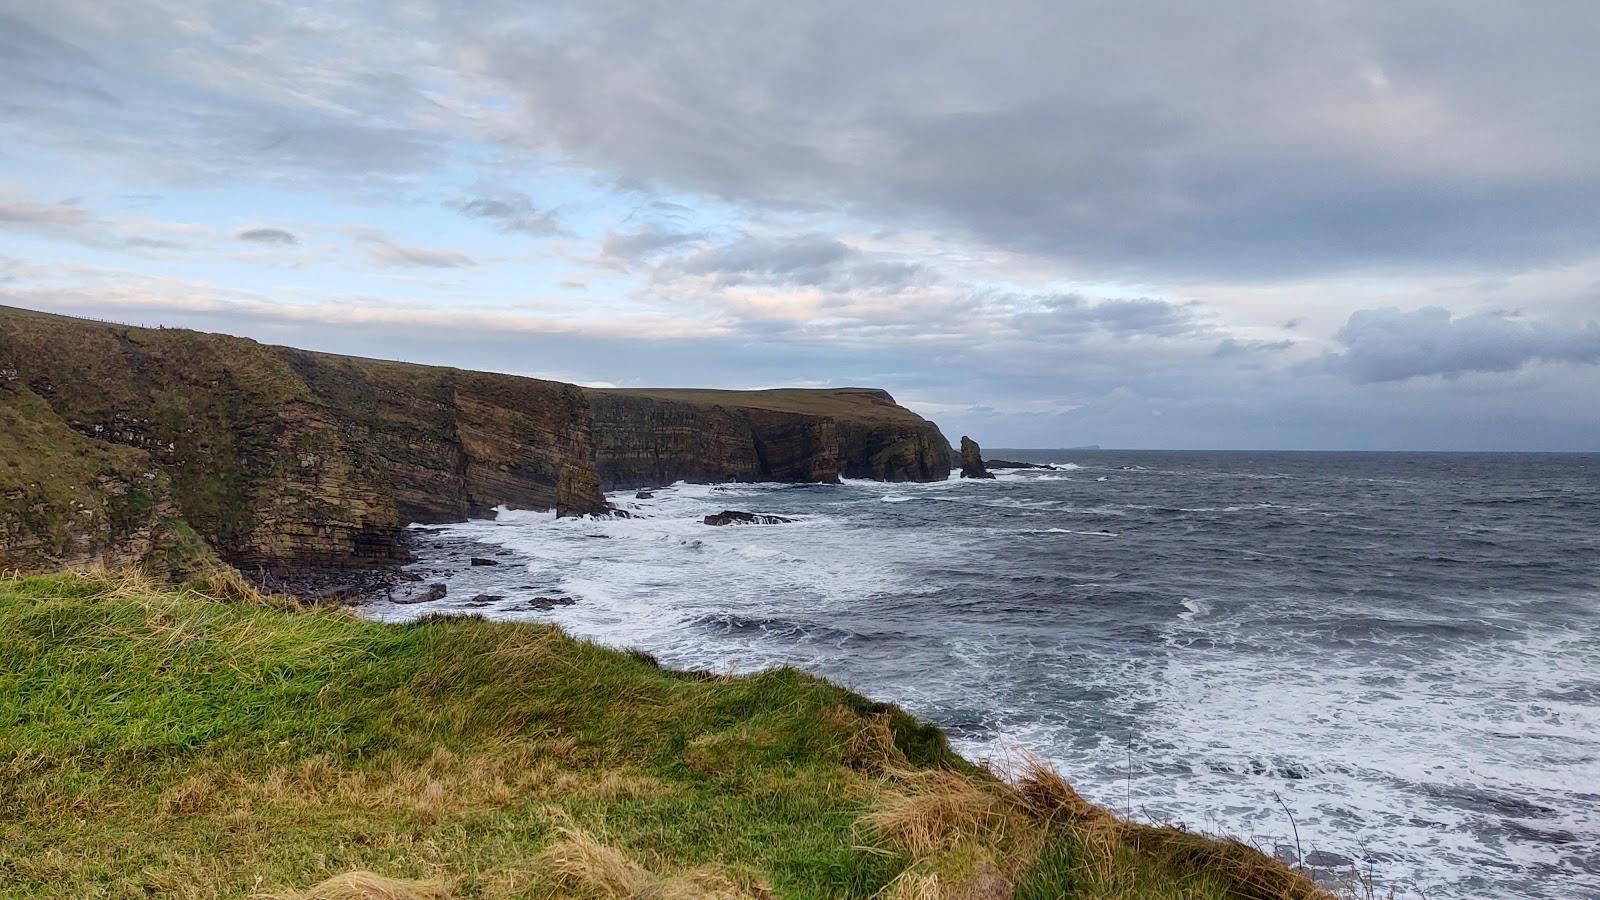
[2, 2, 1598, 450]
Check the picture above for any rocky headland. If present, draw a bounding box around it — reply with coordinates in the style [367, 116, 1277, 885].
[0, 305, 954, 579]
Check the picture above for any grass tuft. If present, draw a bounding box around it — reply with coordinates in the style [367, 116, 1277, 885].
[258, 871, 452, 900]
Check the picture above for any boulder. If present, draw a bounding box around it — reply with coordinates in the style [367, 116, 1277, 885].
[703, 510, 796, 526]
[394, 582, 447, 604]
[469, 557, 498, 566]
[959, 436, 995, 479]
[529, 595, 578, 610]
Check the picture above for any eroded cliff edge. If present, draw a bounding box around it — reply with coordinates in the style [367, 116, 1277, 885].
[1, 306, 953, 576]
[587, 387, 952, 489]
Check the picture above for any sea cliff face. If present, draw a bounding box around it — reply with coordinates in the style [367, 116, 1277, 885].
[0, 307, 953, 576]
[588, 387, 951, 488]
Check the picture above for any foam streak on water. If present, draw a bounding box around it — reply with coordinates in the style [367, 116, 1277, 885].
[364, 451, 1600, 898]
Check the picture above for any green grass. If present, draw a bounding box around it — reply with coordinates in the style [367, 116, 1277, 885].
[0, 573, 1328, 899]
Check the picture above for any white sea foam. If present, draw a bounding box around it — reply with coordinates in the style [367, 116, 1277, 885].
[365, 474, 1600, 898]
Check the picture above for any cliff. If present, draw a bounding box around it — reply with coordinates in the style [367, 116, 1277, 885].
[0, 306, 953, 576]
[0, 307, 610, 574]
[588, 387, 952, 488]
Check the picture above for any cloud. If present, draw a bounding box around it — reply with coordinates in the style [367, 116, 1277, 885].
[1212, 337, 1294, 358]
[0, 193, 188, 251]
[0, 196, 94, 231]
[472, 2, 1600, 277]
[234, 227, 297, 246]
[1318, 307, 1600, 382]
[452, 191, 559, 235]
[599, 224, 707, 265]
[363, 240, 475, 269]
[662, 232, 926, 293]
[1006, 294, 1208, 339]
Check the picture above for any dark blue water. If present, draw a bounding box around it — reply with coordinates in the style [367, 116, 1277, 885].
[371, 451, 1600, 897]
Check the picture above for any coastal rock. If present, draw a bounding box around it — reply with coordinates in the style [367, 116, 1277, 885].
[469, 557, 498, 566]
[635, 490, 655, 499]
[959, 436, 995, 479]
[555, 465, 609, 518]
[587, 387, 952, 488]
[703, 510, 795, 526]
[394, 583, 447, 604]
[529, 595, 578, 610]
[985, 459, 1055, 470]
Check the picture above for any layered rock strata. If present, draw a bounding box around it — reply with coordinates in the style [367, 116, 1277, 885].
[1, 306, 955, 576]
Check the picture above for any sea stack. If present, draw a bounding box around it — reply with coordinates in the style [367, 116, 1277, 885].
[555, 465, 610, 518]
[959, 436, 995, 479]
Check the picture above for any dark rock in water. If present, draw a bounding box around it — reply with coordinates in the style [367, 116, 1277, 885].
[635, 490, 655, 499]
[394, 582, 447, 604]
[529, 595, 577, 610]
[469, 557, 498, 566]
[985, 458, 1055, 470]
[397, 570, 423, 583]
[467, 594, 504, 605]
[703, 509, 795, 526]
[959, 436, 995, 479]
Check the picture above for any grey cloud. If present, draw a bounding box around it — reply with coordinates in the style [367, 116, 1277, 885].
[0, 195, 184, 251]
[235, 227, 297, 246]
[364, 240, 475, 269]
[474, 1, 1600, 278]
[1319, 307, 1600, 382]
[0, 197, 93, 230]
[453, 191, 559, 235]
[1010, 294, 1208, 339]
[599, 224, 706, 264]
[2, 5, 449, 187]
[1213, 337, 1295, 358]
[667, 232, 925, 292]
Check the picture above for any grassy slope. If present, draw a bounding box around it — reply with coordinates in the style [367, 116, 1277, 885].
[0, 574, 1327, 900]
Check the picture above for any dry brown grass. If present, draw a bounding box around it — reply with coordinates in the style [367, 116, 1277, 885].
[865, 768, 1019, 859]
[258, 871, 452, 900]
[863, 754, 1335, 900]
[538, 828, 771, 899]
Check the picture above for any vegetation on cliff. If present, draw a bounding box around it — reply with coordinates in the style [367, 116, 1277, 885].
[0, 571, 1328, 899]
[1, 306, 952, 577]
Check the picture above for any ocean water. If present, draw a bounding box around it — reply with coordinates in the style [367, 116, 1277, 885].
[363, 451, 1600, 898]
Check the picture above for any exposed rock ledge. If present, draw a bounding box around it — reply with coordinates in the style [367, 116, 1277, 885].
[1, 305, 955, 578]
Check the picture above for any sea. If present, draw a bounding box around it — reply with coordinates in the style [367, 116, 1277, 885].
[362, 450, 1600, 898]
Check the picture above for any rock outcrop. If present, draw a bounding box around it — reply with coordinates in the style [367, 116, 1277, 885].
[555, 465, 609, 518]
[588, 387, 951, 488]
[0, 305, 955, 577]
[959, 436, 995, 479]
[1, 306, 602, 574]
[702, 510, 795, 526]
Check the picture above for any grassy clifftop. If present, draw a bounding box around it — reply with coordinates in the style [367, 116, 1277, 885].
[0, 572, 1326, 899]
[592, 388, 932, 425]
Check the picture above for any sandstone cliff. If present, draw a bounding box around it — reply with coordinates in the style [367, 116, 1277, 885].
[0, 307, 603, 574]
[588, 387, 951, 488]
[1, 307, 954, 576]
